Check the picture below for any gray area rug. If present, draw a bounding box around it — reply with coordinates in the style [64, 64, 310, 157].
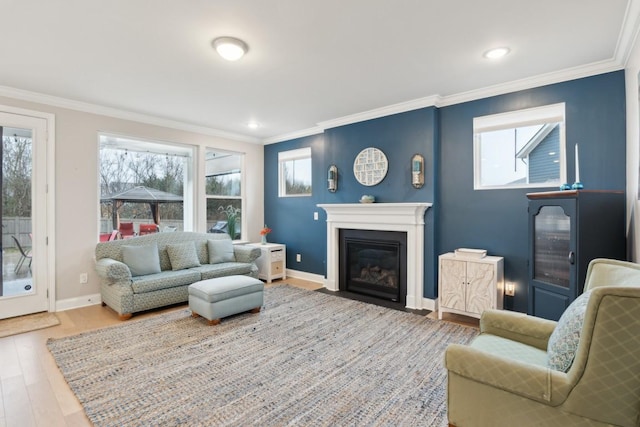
[47, 285, 478, 426]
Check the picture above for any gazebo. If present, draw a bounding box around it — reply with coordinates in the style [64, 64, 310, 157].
[101, 186, 183, 229]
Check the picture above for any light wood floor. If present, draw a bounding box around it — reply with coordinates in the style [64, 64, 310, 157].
[0, 278, 477, 427]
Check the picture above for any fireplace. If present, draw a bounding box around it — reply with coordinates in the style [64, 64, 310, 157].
[339, 229, 407, 304]
[318, 203, 432, 310]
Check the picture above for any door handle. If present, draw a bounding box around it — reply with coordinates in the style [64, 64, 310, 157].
[568, 251, 575, 265]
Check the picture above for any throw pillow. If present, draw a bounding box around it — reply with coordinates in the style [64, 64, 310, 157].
[208, 239, 236, 264]
[546, 290, 592, 372]
[121, 244, 161, 277]
[166, 242, 201, 271]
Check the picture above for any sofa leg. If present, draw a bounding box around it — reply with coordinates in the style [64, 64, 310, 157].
[208, 318, 221, 326]
[119, 313, 133, 321]
[250, 307, 261, 314]
[191, 312, 200, 318]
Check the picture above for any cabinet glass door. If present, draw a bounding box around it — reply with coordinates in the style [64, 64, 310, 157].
[533, 206, 571, 288]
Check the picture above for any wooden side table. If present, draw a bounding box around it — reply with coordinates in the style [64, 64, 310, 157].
[247, 243, 286, 283]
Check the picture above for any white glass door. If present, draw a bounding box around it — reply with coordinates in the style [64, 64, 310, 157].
[0, 112, 49, 319]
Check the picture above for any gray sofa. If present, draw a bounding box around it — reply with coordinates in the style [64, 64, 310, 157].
[95, 231, 261, 320]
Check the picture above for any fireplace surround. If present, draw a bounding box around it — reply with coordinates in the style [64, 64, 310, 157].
[318, 203, 432, 310]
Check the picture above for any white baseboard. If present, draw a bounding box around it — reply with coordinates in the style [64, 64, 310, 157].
[55, 293, 102, 312]
[422, 298, 437, 312]
[285, 269, 325, 284]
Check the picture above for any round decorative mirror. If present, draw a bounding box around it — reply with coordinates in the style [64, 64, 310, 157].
[353, 147, 388, 186]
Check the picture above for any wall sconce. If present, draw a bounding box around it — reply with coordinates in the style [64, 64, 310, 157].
[328, 165, 338, 192]
[411, 154, 424, 188]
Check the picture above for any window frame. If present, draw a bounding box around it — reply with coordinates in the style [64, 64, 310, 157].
[473, 103, 567, 190]
[278, 147, 312, 197]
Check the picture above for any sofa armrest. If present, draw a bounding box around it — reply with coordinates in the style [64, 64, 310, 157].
[95, 258, 132, 282]
[445, 343, 574, 405]
[480, 309, 557, 350]
[233, 245, 262, 263]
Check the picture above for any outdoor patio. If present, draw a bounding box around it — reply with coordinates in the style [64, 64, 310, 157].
[1, 249, 33, 297]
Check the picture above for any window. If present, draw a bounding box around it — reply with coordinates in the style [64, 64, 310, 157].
[473, 103, 566, 190]
[98, 134, 193, 239]
[205, 149, 243, 240]
[278, 147, 312, 197]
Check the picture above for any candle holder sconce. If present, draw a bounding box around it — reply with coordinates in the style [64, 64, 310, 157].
[328, 164, 338, 192]
[411, 154, 424, 188]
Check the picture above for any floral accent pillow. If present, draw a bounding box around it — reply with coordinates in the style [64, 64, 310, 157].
[547, 290, 592, 372]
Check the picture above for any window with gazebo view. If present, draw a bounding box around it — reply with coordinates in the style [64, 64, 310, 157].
[99, 135, 244, 241]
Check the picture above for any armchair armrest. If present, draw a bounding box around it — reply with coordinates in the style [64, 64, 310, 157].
[233, 245, 261, 263]
[95, 258, 132, 282]
[480, 309, 557, 350]
[445, 344, 574, 406]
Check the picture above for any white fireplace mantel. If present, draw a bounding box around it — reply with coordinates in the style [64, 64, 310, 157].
[317, 203, 432, 310]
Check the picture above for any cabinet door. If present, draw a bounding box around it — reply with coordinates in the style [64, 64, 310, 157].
[465, 262, 495, 315]
[528, 200, 576, 320]
[440, 259, 466, 311]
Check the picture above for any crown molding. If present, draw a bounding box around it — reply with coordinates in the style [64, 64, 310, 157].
[317, 95, 443, 131]
[438, 59, 624, 107]
[264, 59, 625, 144]
[616, 0, 640, 65]
[262, 126, 324, 145]
[0, 85, 261, 144]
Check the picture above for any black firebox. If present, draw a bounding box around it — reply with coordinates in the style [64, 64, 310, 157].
[339, 229, 407, 305]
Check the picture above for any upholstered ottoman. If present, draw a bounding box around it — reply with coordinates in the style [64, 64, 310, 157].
[188, 275, 264, 325]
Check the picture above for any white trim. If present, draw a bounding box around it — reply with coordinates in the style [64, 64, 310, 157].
[55, 293, 102, 311]
[264, 60, 623, 144]
[617, 0, 640, 66]
[317, 203, 432, 310]
[284, 269, 325, 284]
[317, 95, 443, 131]
[0, 85, 260, 144]
[0, 105, 56, 314]
[422, 297, 436, 312]
[263, 127, 323, 145]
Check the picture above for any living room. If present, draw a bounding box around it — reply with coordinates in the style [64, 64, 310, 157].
[1, 1, 640, 426]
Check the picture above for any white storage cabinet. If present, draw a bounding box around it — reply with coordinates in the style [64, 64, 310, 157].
[438, 252, 504, 320]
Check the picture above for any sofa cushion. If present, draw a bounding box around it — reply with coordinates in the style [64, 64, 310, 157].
[131, 269, 202, 294]
[547, 290, 592, 372]
[208, 239, 236, 264]
[166, 242, 201, 271]
[121, 244, 161, 277]
[195, 263, 254, 280]
[471, 334, 548, 367]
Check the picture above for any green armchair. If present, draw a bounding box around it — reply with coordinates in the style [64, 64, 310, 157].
[445, 258, 640, 427]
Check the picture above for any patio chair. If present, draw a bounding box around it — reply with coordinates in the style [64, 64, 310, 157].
[11, 235, 32, 273]
[118, 222, 135, 239]
[139, 224, 158, 235]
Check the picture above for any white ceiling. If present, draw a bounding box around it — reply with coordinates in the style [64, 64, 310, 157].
[0, 0, 638, 144]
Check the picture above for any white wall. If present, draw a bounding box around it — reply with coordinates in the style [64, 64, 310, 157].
[0, 95, 264, 304]
[626, 34, 640, 262]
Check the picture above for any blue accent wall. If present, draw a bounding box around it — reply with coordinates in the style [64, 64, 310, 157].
[438, 71, 626, 311]
[264, 70, 626, 313]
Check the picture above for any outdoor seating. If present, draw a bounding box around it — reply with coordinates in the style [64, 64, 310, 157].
[118, 222, 136, 239]
[139, 224, 158, 235]
[11, 235, 32, 273]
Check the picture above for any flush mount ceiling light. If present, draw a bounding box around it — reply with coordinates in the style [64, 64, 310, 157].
[212, 36, 248, 61]
[483, 47, 510, 59]
[247, 121, 259, 129]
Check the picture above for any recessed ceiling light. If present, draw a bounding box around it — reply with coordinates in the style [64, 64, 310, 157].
[212, 37, 248, 61]
[483, 47, 510, 60]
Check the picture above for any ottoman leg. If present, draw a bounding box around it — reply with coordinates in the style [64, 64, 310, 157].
[250, 307, 261, 314]
[208, 318, 221, 326]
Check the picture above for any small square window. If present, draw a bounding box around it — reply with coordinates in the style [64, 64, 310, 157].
[278, 147, 312, 197]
